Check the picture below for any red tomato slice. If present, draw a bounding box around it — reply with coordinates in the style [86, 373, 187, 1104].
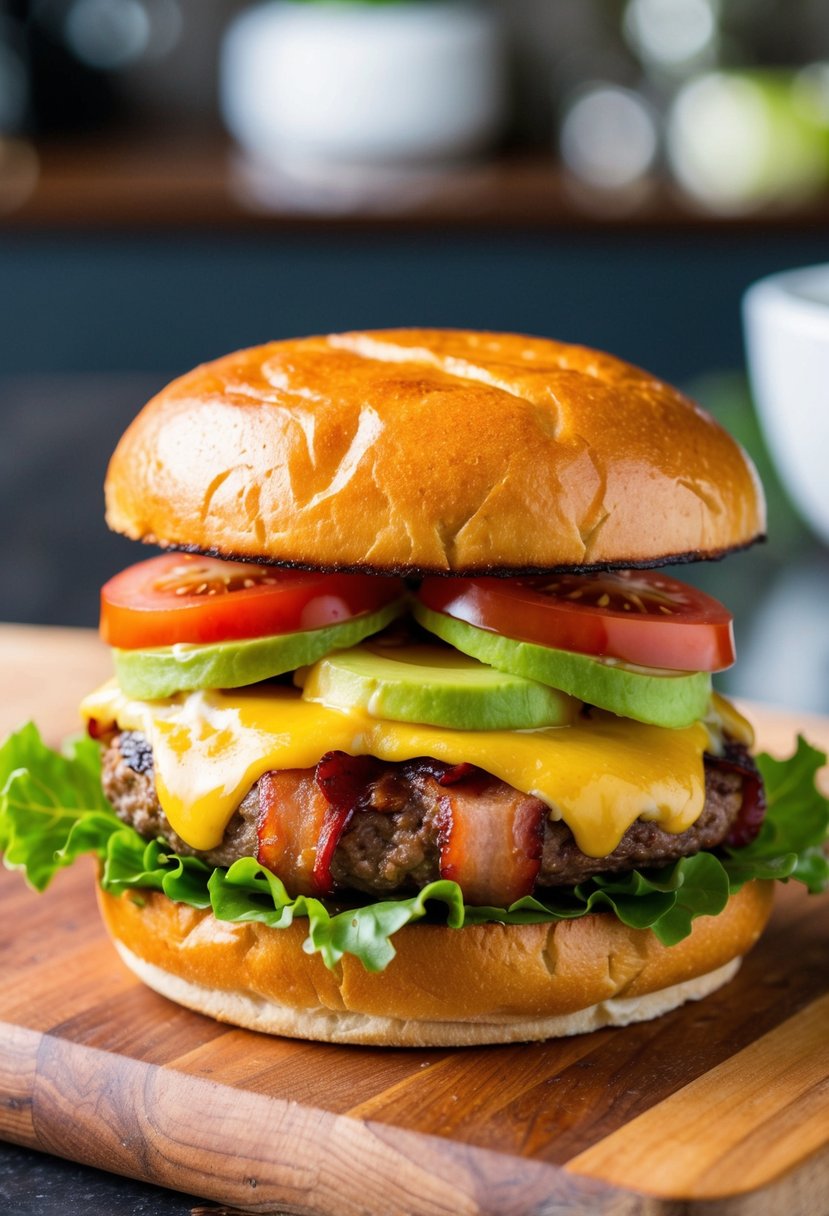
[417, 570, 735, 672]
[101, 554, 404, 649]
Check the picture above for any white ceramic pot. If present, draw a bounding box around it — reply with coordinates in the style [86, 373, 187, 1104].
[743, 265, 829, 546]
[220, 1, 505, 168]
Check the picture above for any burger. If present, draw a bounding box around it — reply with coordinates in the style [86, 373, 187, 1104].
[2, 329, 827, 1047]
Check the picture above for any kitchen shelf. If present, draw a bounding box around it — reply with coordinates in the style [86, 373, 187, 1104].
[6, 135, 829, 233]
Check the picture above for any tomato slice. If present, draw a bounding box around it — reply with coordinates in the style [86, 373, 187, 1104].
[417, 570, 735, 672]
[101, 554, 404, 650]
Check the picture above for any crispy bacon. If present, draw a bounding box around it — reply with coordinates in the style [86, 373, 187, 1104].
[255, 746, 762, 904]
[413, 759, 482, 788]
[313, 752, 385, 895]
[257, 754, 547, 903]
[434, 776, 545, 906]
[256, 770, 331, 896]
[312, 807, 352, 896]
[315, 752, 383, 813]
[718, 747, 767, 848]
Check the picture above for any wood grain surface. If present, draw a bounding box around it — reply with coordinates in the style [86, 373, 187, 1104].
[1, 624, 828, 1216]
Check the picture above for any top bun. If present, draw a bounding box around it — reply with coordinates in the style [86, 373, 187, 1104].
[105, 329, 765, 574]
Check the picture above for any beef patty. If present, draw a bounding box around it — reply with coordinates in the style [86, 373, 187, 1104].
[101, 730, 759, 900]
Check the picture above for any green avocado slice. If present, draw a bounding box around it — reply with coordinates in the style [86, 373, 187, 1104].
[413, 603, 710, 729]
[299, 640, 577, 730]
[113, 599, 406, 700]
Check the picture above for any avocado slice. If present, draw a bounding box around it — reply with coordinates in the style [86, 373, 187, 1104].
[299, 640, 577, 730]
[413, 603, 710, 729]
[113, 600, 405, 700]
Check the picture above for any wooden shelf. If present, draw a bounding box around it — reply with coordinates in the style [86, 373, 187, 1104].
[6, 135, 829, 233]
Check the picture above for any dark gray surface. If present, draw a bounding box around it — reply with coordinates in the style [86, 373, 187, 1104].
[0, 1140, 242, 1215]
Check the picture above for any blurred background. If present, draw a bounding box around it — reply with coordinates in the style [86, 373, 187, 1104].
[1, 0, 828, 711]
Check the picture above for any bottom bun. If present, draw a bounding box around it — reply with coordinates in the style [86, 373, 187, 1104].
[113, 941, 742, 1046]
[98, 879, 774, 1047]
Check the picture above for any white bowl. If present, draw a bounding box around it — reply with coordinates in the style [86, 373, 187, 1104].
[221, 1, 505, 168]
[743, 265, 829, 546]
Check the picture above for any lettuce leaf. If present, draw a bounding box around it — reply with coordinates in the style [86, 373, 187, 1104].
[1, 723, 827, 972]
[0, 723, 120, 890]
[726, 740, 829, 892]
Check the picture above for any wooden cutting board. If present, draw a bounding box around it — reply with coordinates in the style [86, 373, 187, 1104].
[2, 623, 829, 1216]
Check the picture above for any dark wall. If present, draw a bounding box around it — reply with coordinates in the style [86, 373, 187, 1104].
[3, 227, 829, 383]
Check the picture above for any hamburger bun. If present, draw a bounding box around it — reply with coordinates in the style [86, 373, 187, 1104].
[104, 329, 765, 575]
[81, 329, 776, 1047]
[98, 879, 774, 1047]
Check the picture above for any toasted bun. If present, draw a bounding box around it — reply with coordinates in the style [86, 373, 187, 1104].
[98, 880, 774, 1047]
[105, 329, 765, 574]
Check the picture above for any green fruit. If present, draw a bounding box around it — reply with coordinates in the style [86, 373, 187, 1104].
[299, 640, 577, 730]
[113, 600, 405, 700]
[413, 603, 710, 729]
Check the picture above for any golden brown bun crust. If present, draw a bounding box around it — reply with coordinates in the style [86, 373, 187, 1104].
[98, 880, 774, 1046]
[104, 329, 766, 573]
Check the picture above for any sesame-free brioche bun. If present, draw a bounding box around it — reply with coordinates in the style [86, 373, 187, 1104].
[104, 329, 765, 575]
[98, 880, 774, 1047]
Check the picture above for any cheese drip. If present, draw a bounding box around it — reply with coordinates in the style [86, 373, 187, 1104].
[79, 681, 741, 860]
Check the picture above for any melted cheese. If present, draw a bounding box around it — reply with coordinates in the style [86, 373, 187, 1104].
[708, 691, 754, 750]
[80, 681, 725, 859]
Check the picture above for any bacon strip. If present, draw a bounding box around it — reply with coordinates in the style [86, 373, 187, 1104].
[718, 748, 767, 848]
[413, 760, 481, 788]
[258, 753, 384, 896]
[258, 753, 548, 904]
[434, 777, 545, 906]
[315, 752, 383, 813]
[256, 770, 331, 896]
[313, 752, 384, 895]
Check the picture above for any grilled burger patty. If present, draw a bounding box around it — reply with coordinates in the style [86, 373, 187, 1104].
[102, 731, 762, 901]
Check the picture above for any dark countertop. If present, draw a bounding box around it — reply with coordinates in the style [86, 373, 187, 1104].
[0, 1142, 250, 1215]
